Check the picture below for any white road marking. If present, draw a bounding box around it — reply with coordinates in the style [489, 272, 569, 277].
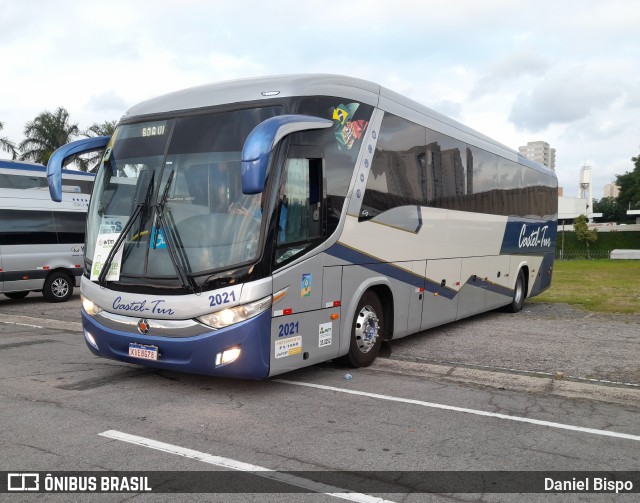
[275, 379, 640, 443]
[98, 429, 396, 503]
[0, 320, 43, 328]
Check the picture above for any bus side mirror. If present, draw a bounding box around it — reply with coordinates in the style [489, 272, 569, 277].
[47, 136, 110, 202]
[241, 115, 332, 194]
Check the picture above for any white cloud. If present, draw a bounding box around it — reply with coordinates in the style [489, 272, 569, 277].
[508, 66, 623, 131]
[0, 0, 639, 199]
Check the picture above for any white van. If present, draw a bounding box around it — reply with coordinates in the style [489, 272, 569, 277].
[0, 160, 94, 302]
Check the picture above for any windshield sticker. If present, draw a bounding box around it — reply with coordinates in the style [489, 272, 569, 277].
[275, 336, 302, 359]
[301, 273, 312, 297]
[329, 103, 369, 150]
[90, 233, 123, 281]
[149, 226, 167, 249]
[98, 216, 128, 234]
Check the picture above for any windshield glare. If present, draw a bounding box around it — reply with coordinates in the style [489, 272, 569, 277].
[85, 106, 281, 280]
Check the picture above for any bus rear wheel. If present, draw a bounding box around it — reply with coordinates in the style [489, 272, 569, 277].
[507, 270, 526, 313]
[43, 272, 74, 303]
[345, 291, 384, 367]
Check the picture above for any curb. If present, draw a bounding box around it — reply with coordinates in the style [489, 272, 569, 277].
[370, 358, 640, 408]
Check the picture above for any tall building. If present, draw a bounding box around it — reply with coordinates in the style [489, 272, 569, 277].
[518, 141, 556, 170]
[603, 183, 620, 198]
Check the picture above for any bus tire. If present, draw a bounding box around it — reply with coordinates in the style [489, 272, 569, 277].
[43, 272, 74, 303]
[4, 291, 29, 300]
[345, 291, 384, 367]
[507, 269, 526, 313]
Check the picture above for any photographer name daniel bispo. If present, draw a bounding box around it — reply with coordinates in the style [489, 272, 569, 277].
[545, 476, 634, 494]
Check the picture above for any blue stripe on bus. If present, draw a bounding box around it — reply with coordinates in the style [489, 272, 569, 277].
[326, 243, 458, 300]
[326, 242, 515, 300]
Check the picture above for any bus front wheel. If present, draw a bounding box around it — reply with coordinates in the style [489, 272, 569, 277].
[344, 291, 384, 367]
[43, 272, 74, 303]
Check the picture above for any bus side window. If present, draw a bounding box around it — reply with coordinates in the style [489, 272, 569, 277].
[274, 157, 323, 265]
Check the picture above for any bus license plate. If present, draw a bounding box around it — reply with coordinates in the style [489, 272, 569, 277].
[129, 343, 159, 361]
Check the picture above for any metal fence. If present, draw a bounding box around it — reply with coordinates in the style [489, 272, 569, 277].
[555, 249, 612, 260]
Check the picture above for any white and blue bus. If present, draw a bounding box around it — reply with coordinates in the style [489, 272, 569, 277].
[47, 75, 557, 378]
[1, 160, 94, 302]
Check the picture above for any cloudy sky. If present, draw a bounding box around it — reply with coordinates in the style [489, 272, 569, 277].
[1, 0, 639, 197]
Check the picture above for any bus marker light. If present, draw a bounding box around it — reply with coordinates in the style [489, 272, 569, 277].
[330, 313, 339, 320]
[273, 287, 288, 304]
[283, 308, 293, 316]
[434, 292, 439, 296]
[22, 275, 29, 280]
[325, 300, 341, 308]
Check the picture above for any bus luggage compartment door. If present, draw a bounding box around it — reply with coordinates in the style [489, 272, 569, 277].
[268, 256, 340, 376]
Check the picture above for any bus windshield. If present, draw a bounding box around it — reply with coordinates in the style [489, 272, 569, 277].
[86, 106, 282, 281]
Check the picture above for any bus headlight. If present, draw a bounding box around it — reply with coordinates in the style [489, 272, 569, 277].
[81, 295, 103, 316]
[197, 295, 272, 329]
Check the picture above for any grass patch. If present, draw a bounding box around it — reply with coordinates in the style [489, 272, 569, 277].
[530, 260, 640, 314]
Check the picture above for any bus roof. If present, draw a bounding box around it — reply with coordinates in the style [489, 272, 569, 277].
[122, 74, 554, 178]
[0, 159, 95, 177]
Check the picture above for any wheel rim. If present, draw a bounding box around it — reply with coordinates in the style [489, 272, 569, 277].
[51, 278, 69, 298]
[355, 304, 380, 354]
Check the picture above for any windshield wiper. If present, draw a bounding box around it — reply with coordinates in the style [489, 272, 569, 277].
[154, 170, 196, 293]
[97, 171, 155, 287]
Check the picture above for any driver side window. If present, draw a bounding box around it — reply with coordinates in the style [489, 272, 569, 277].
[274, 157, 324, 265]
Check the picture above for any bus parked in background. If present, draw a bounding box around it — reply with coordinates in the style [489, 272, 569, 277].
[0, 160, 94, 302]
[47, 75, 557, 378]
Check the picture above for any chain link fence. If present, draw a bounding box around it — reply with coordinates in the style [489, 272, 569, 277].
[555, 249, 612, 260]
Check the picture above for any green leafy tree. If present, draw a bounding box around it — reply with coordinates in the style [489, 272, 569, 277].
[19, 107, 79, 165]
[592, 197, 629, 223]
[573, 214, 598, 259]
[76, 120, 118, 172]
[616, 154, 640, 211]
[0, 121, 18, 159]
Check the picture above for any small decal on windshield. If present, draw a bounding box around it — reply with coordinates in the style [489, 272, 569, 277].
[150, 226, 167, 249]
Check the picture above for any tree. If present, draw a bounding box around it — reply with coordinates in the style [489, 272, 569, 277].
[616, 154, 640, 211]
[19, 107, 79, 165]
[0, 121, 17, 159]
[592, 197, 629, 223]
[76, 120, 118, 172]
[573, 214, 598, 259]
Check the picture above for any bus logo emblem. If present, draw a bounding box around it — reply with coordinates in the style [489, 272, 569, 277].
[137, 319, 150, 334]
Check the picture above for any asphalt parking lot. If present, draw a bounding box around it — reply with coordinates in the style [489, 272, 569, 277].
[1, 292, 638, 396]
[1, 293, 639, 501]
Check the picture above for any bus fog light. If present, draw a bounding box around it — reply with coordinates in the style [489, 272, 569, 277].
[215, 347, 241, 367]
[84, 330, 99, 350]
[81, 295, 103, 316]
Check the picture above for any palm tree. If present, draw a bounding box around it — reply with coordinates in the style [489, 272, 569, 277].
[0, 121, 18, 159]
[19, 107, 80, 165]
[79, 120, 117, 172]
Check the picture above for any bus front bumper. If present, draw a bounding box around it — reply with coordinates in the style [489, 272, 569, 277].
[80, 309, 272, 379]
